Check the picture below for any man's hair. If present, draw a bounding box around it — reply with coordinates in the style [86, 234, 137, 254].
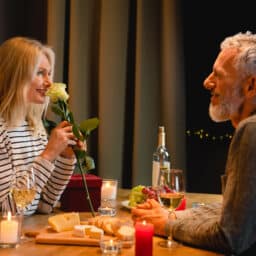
[221, 31, 256, 78]
[0, 37, 55, 135]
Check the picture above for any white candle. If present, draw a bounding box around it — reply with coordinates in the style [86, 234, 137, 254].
[101, 180, 117, 200]
[0, 212, 19, 243]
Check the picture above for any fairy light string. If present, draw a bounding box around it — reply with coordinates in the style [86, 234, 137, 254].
[186, 129, 233, 141]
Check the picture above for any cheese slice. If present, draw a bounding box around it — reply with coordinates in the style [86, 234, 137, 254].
[73, 225, 93, 237]
[48, 212, 80, 232]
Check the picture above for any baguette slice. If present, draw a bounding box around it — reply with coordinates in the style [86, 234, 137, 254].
[88, 227, 104, 239]
[48, 212, 80, 232]
[116, 225, 135, 241]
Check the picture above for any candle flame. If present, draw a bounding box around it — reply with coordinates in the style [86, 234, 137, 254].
[142, 220, 147, 225]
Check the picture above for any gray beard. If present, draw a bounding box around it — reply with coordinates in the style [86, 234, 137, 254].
[209, 85, 243, 123]
[209, 103, 230, 122]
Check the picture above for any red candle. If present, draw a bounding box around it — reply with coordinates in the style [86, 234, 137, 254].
[135, 221, 154, 256]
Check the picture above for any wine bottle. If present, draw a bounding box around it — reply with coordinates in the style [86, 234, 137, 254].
[152, 126, 170, 187]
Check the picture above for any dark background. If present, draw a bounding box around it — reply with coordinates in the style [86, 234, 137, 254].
[0, 0, 255, 193]
[181, 0, 256, 193]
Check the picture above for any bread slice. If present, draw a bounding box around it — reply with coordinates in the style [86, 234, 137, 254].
[88, 216, 133, 237]
[48, 212, 80, 232]
[116, 225, 135, 241]
[88, 227, 104, 239]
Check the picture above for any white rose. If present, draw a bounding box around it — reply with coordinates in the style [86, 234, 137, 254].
[46, 83, 69, 103]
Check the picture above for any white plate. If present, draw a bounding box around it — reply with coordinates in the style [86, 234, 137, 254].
[121, 200, 132, 210]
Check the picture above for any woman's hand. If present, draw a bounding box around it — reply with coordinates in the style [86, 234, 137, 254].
[131, 199, 169, 236]
[40, 121, 86, 162]
[60, 136, 87, 159]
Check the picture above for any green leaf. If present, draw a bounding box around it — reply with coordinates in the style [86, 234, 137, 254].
[79, 118, 99, 136]
[69, 111, 75, 124]
[84, 155, 95, 171]
[42, 118, 57, 134]
[72, 123, 84, 141]
[51, 105, 64, 118]
[74, 149, 86, 160]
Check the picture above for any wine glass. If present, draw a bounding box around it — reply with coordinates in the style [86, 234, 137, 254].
[157, 168, 185, 248]
[11, 167, 36, 240]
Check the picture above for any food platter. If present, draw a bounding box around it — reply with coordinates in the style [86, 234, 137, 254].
[121, 200, 132, 210]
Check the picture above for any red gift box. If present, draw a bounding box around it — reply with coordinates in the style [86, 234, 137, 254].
[60, 174, 102, 212]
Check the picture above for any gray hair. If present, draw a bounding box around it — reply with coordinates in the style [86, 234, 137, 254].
[221, 31, 256, 77]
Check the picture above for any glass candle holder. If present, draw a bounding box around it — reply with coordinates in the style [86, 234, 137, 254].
[100, 238, 122, 255]
[0, 211, 21, 248]
[98, 179, 118, 216]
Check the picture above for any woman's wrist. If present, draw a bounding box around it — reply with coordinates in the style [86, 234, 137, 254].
[40, 151, 55, 162]
[60, 153, 75, 160]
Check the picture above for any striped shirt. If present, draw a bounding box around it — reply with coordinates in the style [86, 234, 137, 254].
[0, 119, 76, 215]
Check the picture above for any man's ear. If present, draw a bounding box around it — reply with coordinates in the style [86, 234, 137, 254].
[244, 76, 256, 98]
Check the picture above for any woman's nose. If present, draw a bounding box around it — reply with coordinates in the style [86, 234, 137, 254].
[44, 76, 52, 87]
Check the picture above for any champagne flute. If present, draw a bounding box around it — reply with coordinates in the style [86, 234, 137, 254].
[11, 167, 36, 240]
[157, 168, 185, 248]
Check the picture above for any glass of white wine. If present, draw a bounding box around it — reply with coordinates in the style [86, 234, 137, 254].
[157, 168, 185, 248]
[11, 167, 36, 240]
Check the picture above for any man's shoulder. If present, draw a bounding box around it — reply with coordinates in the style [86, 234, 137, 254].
[237, 115, 256, 132]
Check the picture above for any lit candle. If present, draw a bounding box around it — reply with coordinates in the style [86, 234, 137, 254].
[135, 221, 154, 256]
[100, 238, 121, 254]
[0, 212, 19, 244]
[101, 180, 117, 200]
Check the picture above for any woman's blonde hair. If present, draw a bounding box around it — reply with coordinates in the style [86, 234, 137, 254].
[0, 37, 55, 135]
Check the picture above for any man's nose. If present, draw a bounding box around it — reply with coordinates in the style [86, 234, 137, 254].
[203, 75, 215, 90]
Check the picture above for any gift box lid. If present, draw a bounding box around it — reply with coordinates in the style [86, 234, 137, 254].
[66, 174, 102, 188]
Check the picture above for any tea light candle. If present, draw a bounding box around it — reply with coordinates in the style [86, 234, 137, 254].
[100, 239, 121, 255]
[0, 212, 19, 244]
[101, 180, 117, 200]
[135, 220, 154, 256]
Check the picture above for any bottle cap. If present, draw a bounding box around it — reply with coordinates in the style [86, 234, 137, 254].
[158, 126, 165, 133]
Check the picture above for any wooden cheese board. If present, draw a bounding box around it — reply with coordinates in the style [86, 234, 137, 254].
[25, 227, 133, 248]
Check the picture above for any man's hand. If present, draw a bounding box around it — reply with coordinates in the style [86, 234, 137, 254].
[131, 199, 169, 236]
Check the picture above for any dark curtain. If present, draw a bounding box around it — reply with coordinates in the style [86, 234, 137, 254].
[180, 0, 256, 193]
[0, 0, 47, 43]
[3, 0, 256, 193]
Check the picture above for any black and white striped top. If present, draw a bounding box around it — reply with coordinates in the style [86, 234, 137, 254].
[0, 119, 76, 215]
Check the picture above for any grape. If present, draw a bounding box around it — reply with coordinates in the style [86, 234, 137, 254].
[142, 187, 150, 194]
[163, 185, 173, 193]
[128, 185, 146, 207]
[129, 185, 162, 206]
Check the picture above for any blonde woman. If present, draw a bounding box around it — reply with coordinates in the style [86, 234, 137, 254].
[0, 37, 83, 215]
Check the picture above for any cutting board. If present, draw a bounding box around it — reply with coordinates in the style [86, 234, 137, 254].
[31, 228, 133, 248]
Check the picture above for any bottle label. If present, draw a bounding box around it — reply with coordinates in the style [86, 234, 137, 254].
[162, 161, 170, 169]
[152, 161, 171, 187]
[152, 161, 160, 187]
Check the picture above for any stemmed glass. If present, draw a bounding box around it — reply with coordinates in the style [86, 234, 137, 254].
[11, 167, 36, 240]
[157, 168, 185, 248]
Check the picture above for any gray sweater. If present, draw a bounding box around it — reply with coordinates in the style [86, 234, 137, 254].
[172, 115, 256, 255]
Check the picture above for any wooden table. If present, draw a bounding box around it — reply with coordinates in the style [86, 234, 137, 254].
[0, 189, 223, 256]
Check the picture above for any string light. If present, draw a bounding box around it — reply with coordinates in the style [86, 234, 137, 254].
[186, 129, 233, 141]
